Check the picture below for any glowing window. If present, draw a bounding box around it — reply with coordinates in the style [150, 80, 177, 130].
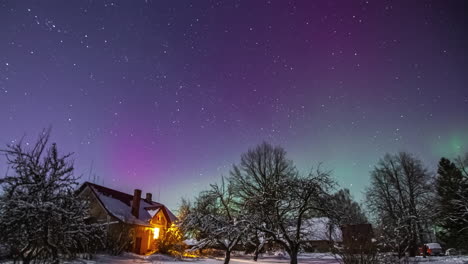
[153, 227, 160, 239]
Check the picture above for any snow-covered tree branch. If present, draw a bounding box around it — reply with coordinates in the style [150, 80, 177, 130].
[0, 129, 104, 264]
[181, 177, 249, 264]
[229, 142, 336, 264]
[365, 152, 433, 258]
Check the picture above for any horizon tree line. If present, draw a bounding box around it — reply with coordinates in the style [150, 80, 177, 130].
[0, 130, 467, 264]
[179, 142, 368, 264]
[180, 143, 468, 264]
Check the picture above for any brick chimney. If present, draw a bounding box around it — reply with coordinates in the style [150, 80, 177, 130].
[146, 192, 152, 203]
[131, 189, 142, 218]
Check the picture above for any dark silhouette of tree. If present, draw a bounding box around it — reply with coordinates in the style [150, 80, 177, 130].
[365, 152, 432, 258]
[181, 178, 249, 264]
[435, 156, 468, 250]
[229, 142, 335, 264]
[0, 129, 103, 264]
[330, 188, 368, 226]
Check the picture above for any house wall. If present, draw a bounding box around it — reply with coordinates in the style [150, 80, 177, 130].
[78, 186, 112, 224]
[129, 209, 171, 254]
[147, 210, 169, 252]
[79, 186, 133, 252]
[150, 210, 168, 234]
[150, 210, 167, 226]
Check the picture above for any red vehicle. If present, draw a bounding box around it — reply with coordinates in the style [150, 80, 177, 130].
[419, 243, 443, 256]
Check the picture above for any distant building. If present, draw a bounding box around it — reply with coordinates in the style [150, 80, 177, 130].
[303, 217, 343, 252]
[302, 218, 374, 253]
[341, 223, 374, 253]
[77, 182, 177, 255]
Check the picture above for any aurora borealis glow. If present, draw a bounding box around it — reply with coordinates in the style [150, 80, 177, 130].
[1, 1, 467, 210]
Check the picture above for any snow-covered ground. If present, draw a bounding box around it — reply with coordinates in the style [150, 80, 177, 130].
[60, 253, 339, 264]
[406, 256, 468, 264]
[2, 253, 468, 264]
[63, 253, 468, 264]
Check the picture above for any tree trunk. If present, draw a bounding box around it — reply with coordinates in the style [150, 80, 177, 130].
[408, 229, 417, 257]
[253, 249, 260, 261]
[22, 251, 33, 264]
[408, 242, 417, 257]
[253, 243, 263, 261]
[397, 243, 403, 259]
[51, 245, 59, 264]
[224, 250, 231, 264]
[289, 248, 298, 264]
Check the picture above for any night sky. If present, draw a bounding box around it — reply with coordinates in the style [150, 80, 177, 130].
[1, 1, 467, 210]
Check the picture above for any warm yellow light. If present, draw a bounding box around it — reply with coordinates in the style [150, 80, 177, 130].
[153, 227, 160, 239]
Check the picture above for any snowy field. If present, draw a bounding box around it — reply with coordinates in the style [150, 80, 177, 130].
[404, 256, 468, 264]
[2, 253, 468, 264]
[59, 253, 339, 264]
[62, 253, 468, 264]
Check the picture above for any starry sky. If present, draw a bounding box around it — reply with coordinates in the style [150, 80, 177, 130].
[1, 0, 467, 211]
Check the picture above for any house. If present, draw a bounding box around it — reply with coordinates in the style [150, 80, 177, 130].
[77, 182, 177, 255]
[302, 218, 374, 253]
[302, 217, 343, 252]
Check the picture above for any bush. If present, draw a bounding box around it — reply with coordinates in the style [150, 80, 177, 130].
[107, 226, 135, 255]
[157, 224, 187, 258]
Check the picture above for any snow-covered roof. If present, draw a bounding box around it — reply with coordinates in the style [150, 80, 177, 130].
[303, 217, 342, 242]
[147, 208, 161, 218]
[79, 182, 177, 226]
[426, 243, 442, 249]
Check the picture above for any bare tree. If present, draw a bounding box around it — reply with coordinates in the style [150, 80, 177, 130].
[434, 157, 468, 249]
[229, 142, 335, 264]
[0, 129, 103, 263]
[365, 152, 433, 258]
[243, 226, 267, 261]
[455, 153, 468, 178]
[181, 178, 249, 264]
[440, 154, 468, 245]
[453, 153, 468, 228]
[329, 188, 368, 226]
[455, 154, 468, 227]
